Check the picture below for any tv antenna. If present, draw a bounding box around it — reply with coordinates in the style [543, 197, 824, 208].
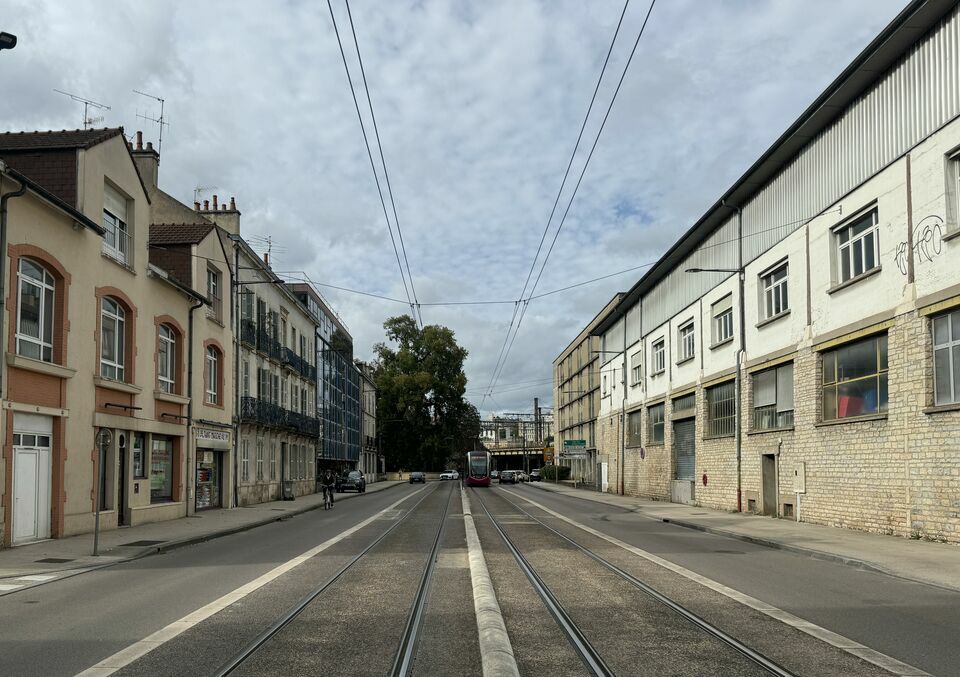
[194, 185, 218, 203]
[53, 89, 111, 129]
[134, 89, 169, 156]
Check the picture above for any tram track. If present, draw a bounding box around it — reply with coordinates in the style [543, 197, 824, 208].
[211, 482, 454, 677]
[471, 487, 796, 677]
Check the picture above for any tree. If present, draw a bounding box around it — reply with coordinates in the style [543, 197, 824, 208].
[374, 315, 480, 471]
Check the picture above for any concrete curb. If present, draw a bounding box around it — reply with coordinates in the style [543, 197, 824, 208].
[461, 486, 520, 677]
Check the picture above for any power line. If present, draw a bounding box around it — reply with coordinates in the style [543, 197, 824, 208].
[343, 0, 422, 329]
[326, 0, 417, 323]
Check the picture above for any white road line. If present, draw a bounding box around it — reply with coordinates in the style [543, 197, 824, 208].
[0, 583, 23, 591]
[461, 486, 520, 677]
[74, 487, 426, 677]
[503, 489, 931, 677]
[15, 574, 58, 582]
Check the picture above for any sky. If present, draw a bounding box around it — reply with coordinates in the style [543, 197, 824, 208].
[3, 0, 909, 417]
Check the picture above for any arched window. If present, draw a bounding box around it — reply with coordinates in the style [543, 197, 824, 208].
[16, 258, 55, 362]
[158, 324, 177, 393]
[101, 297, 126, 381]
[206, 346, 220, 404]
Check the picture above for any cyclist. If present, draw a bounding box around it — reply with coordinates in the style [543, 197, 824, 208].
[322, 469, 336, 507]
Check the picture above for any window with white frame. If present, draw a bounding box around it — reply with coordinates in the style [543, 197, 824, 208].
[711, 296, 734, 345]
[760, 262, 789, 321]
[256, 439, 264, 480]
[242, 359, 250, 397]
[822, 334, 888, 420]
[631, 351, 642, 386]
[652, 339, 665, 375]
[602, 373, 608, 396]
[16, 258, 55, 362]
[753, 362, 794, 430]
[678, 322, 695, 361]
[270, 443, 277, 480]
[241, 440, 250, 482]
[102, 184, 130, 265]
[933, 309, 960, 405]
[835, 209, 879, 284]
[946, 151, 960, 234]
[206, 346, 219, 404]
[100, 297, 125, 381]
[207, 267, 222, 321]
[158, 324, 176, 393]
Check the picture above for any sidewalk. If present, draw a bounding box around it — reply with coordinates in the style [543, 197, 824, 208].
[0, 481, 404, 592]
[528, 481, 960, 593]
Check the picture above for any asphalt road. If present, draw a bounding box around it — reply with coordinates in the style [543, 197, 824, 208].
[0, 480, 955, 676]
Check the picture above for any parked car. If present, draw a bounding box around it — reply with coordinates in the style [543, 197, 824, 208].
[512, 470, 527, 483]
[338, 470, 366, 493]
[529, 469, 541, 482]
[490, 470, 500, 480]
[409, 471, 426, 484]
[440, 469, 460, 480]
[499, 470, 516, 484]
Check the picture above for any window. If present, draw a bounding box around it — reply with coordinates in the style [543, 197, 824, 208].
[207, 267, 222, 321]
[16, 258, 54, 362]
[753, 363, 794, 430]
[256, 439, 264, 481]
[242, 359, 250, 397]
[631, 352, 642, 386]
[648, 403, 664, 443]
[133, 432, 146, 479]
[301, 388, 308, 413]
[652, 339, 665, 375]
[835, 209, 879, 284]
[933, 310, 960, 405]
[100, 297, 125, 381]
[673, 392, 696, 414]
[626, 410, 642, 447]
[822, 334, 888, 420]
[150, 436, 173, 503]
[102, 184, 130, 265]
[602, 374, 608, 396]
[205, 346, 220, 404]
[711, 296, 734, 345]
[678, 322, 695, 361]
[706, 381, 736, 437]
[281, 377, 288, 408]
[158, 324, 176, 393]
[760, 262, 789, 321]
[270, 443, 277, 480]
[241, 440, 250, 481]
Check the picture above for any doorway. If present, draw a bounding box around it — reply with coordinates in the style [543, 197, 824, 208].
[12, 414, 53, 544]
[761, 453, 777, 516]
[117, 433, 127, 526]
[672, 419, 696, 504]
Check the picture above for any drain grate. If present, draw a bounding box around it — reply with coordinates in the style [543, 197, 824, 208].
[34, 558, 73, 564]
[119, 540, 167, 547]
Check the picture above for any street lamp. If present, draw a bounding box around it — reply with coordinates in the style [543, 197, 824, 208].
[0, 33, 16, 51]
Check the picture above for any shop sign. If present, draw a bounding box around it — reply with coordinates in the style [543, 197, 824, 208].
[195, 428, 230, 443]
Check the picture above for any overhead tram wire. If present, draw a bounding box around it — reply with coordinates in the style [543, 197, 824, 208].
[326, 0, 418, 324]
[344, 0, 423, 329]
[482, 0, 634, 411]
[487, 0, 658, 402]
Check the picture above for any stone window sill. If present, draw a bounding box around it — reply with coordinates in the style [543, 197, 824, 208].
[676, 356, 695, 366]
[815, 413, 887, 427]
[94, 376, 142, 395]
[702, 433, 735, 441]
[923, 402, 960, 415]
[756, 310, 790, 329]
[827, 266, 881, 295]
[154, 390, 190, 405]
[709, 337, 734, 350]
[942, 226, 960, 242]
[6, 353, 77, 379]
[650, 370, 665, 378]
[646, 442, 665, 447]
[747, 426, 795, 436]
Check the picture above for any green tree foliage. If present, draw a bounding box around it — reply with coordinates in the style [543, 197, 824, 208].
[374, 315, 480, 471]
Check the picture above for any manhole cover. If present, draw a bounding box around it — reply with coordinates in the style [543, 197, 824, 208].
[35, 558, 73, 564]
[713, 549, 745, 555]
[119, 540, 167, 547]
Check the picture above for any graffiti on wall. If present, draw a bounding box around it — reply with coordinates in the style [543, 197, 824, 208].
[895, 215, 944, 275]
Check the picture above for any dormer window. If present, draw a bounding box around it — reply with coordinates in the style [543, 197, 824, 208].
[103, 184, 130, 266]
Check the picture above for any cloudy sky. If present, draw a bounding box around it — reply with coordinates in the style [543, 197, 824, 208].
[4, 0, 907, 416]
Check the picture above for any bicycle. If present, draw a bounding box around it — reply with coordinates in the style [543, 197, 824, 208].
[323, 485, 334, 510]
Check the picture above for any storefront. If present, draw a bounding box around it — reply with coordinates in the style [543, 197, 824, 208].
[194, 426, 232, 511]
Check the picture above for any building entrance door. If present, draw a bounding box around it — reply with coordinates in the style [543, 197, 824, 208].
[12, 414, 53, 544]
[761, 454, 777, 516]
[672, 419, 696, 504]
[117, 433, 127, 526]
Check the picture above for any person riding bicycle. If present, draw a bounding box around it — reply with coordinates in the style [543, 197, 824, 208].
[322, 469, 336, 506]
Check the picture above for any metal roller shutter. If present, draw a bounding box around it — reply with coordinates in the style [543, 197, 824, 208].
[673, 420, 696, 481]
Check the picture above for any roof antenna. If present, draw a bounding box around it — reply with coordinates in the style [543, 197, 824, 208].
[53, 89, 111, 129]
[134, 89, 169, 156]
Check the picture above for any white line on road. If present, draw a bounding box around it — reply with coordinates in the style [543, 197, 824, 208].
[503, 489, 931, 677]
[74, 487, 427, 677]
[461, 485, 520, 677]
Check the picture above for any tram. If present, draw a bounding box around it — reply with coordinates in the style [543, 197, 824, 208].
[464, 450, 492, 487]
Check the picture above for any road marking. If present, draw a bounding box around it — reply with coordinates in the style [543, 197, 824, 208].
[503, 489, 931, 677]
[461, 486, 520, 677]
[74, 487, 426, 677]
[16, 574, 58, 582]
[0, 583, 23, 591]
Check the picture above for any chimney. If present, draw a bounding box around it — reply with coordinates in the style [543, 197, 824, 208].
[200, 194, 242, 235]
[221, 204, 226, 211]
[229, 197, 236, 211]
[194, 201, 201, 211]
[203, 200, 209, 210]
[212, 194, 218, 210]
[130, 130, 160, 192]
[263, 251, 270, 268]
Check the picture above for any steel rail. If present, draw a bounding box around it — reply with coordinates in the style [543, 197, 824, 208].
[472, 489, 615, 677]
[212, 484, 440, 677]
[496, 489, 796, 677]
[390, 481, 455, 676]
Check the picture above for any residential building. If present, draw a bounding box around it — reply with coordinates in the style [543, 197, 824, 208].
[358, 362, 379, 480]
[552, 293, 622, 485]
[586, 0, 960, 543]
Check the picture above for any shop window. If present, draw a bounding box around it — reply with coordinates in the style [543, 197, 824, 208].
[835, 209, 879, 285]
[647, 403, 664, 444]
[760, 262, 789, 321]
[822, 334, 888, 420]
[157, 324, 176, 393]
[753, 363, 794, 430]
[100, 297, 126, 381]
[150, 436, 173, 503]
[626, 410, 642, 447]
[16, 258, 55, 362]
[133, 432, 146, 479]
[933, 309, 960, 405]
[705, 381, 736, 437]
[711, 296, 734, 345]
[678, 322, 695, 361]
[652, 339, 665, 375]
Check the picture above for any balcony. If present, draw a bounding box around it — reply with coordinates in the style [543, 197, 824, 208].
[299, 360, 316, 382]
[240, 397, 320, 437]
[282, 347, 302, 373]
[102, 227, 132, 267]
[240, 319, 257, 347]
